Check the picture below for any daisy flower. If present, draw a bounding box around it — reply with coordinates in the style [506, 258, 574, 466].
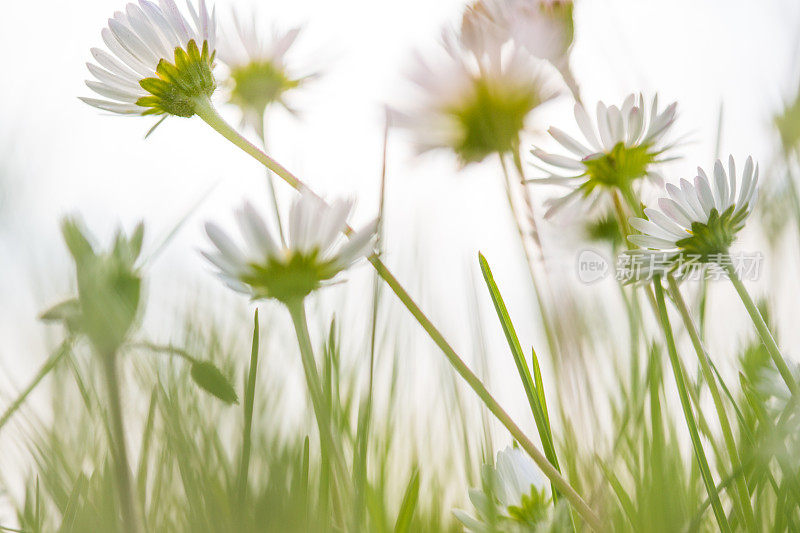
[393, 17, 560, 165]
[530, 94, 678, 217]
[628, 155, 758, 259]
[473, 0, 574, 68]
[202, 191, 377, 304]
[454, 446, 550, 531]
[81, 0, 217, 118]
[217, 11, 313, 135]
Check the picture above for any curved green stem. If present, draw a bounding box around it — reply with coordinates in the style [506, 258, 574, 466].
[192, 99, 602, 531]
[666, 276, 756, 531]
[723, 262, 798, 396]
[193, 96, 302, 191]
[652, 277, 730, 533]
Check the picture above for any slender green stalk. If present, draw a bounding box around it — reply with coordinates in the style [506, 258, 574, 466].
[652, 278, 730, 533]
[100, 354, 142, 533]
[236, 309, 260, 503]
[369, 259, 602, 531]
[191, 98, 602, 530]
[193, 96, 302, 191]
[0, 339, 71, 434]
[254, 114, 287, 247]
[286, 299, 348, 524]
[723, 262, 799, 396]
[666, 276, 756, 531]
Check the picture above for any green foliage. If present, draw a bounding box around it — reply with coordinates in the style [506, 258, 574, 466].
[190, 361, 239, 405]
[60, 218, 144, 357]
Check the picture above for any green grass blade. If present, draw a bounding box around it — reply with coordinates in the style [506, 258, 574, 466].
[392, 469, 420, 533]
[478, 254, 560, 473]
[652, 278, 731, 533]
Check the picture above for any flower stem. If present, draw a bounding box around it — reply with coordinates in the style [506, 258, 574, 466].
[236, 310, 260, 505]
[666, 276, 756, 531]
[100, 354, 142, 533]
[723, 262, 799, 396]
[368, 259, 602, 531]
[652, 277, 731, 533]
[255, 114, 287, 247]
[286, 299, 348, 524]
[193, 100, 602, 531]
[193, 96, 302, 191]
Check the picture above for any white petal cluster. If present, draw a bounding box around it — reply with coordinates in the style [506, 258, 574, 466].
[474, 0, 574, 67]
[217, 11, 301, 72]
[81, 0, 217, 115]
[629, 155, 759, 251]
[493, 446, 546, 510]
[453, 446, 547, 531]
[203, 191, 377, 302]
[394, 24, 559, 164]
[216, 10, 312, 131]
[531, 94, 678, 217]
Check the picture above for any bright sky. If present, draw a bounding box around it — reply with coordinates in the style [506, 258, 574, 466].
[1, 0, 800, 483]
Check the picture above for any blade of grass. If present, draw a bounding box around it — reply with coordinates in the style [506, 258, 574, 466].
[0, 340, 71, 435]
[653, 277, 730, 532]
[392, 469, 420, 533]
[478, 254, 560, 477]
[236, 309, 260, 504]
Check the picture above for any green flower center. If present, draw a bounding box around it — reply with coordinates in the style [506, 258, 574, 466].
[675, 205, 748, 260]
[450, 78, 541, 164]
[581, 142, 656, 193]
[506, 485, 550, 527]
[240, 250, 337, 303]
[137, 40, 216, 118]
[229, 61, 299, 114]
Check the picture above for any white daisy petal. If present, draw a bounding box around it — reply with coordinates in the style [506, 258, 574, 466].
[531, 149, 584, 170]
[548, 127, 591, 157]
[573, 103, 602, 151]
[629, 217, 679, 241]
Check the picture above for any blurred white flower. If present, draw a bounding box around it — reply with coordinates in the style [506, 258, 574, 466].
[472, 0, 574, 67]
[393, 17, 560, 165]
[628, 155, 758, 257]
[530, 94, 678, 217]
[202, 191, 377, 303]
[217, 10, 314, 135]
[454, 446, 550, 531]
[81, 0, 217, 118]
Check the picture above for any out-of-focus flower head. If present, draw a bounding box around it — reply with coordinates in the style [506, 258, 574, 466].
[43, 219, 145, 356]
[202, 191, 377, 304]
[530, 94, 678, 218]
[217, 10, 314, 135]
[470, 0, 574, 67]
[454, 446, 555, 531]
[394, 12, 560, 165]
[81, 0, 218, 119]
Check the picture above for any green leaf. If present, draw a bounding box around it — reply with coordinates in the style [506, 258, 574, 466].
[393, 469, 420, 533]
[478, 253, 560, 475]
[190, 361, 238, 404]
[60, 218, 95, 265]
